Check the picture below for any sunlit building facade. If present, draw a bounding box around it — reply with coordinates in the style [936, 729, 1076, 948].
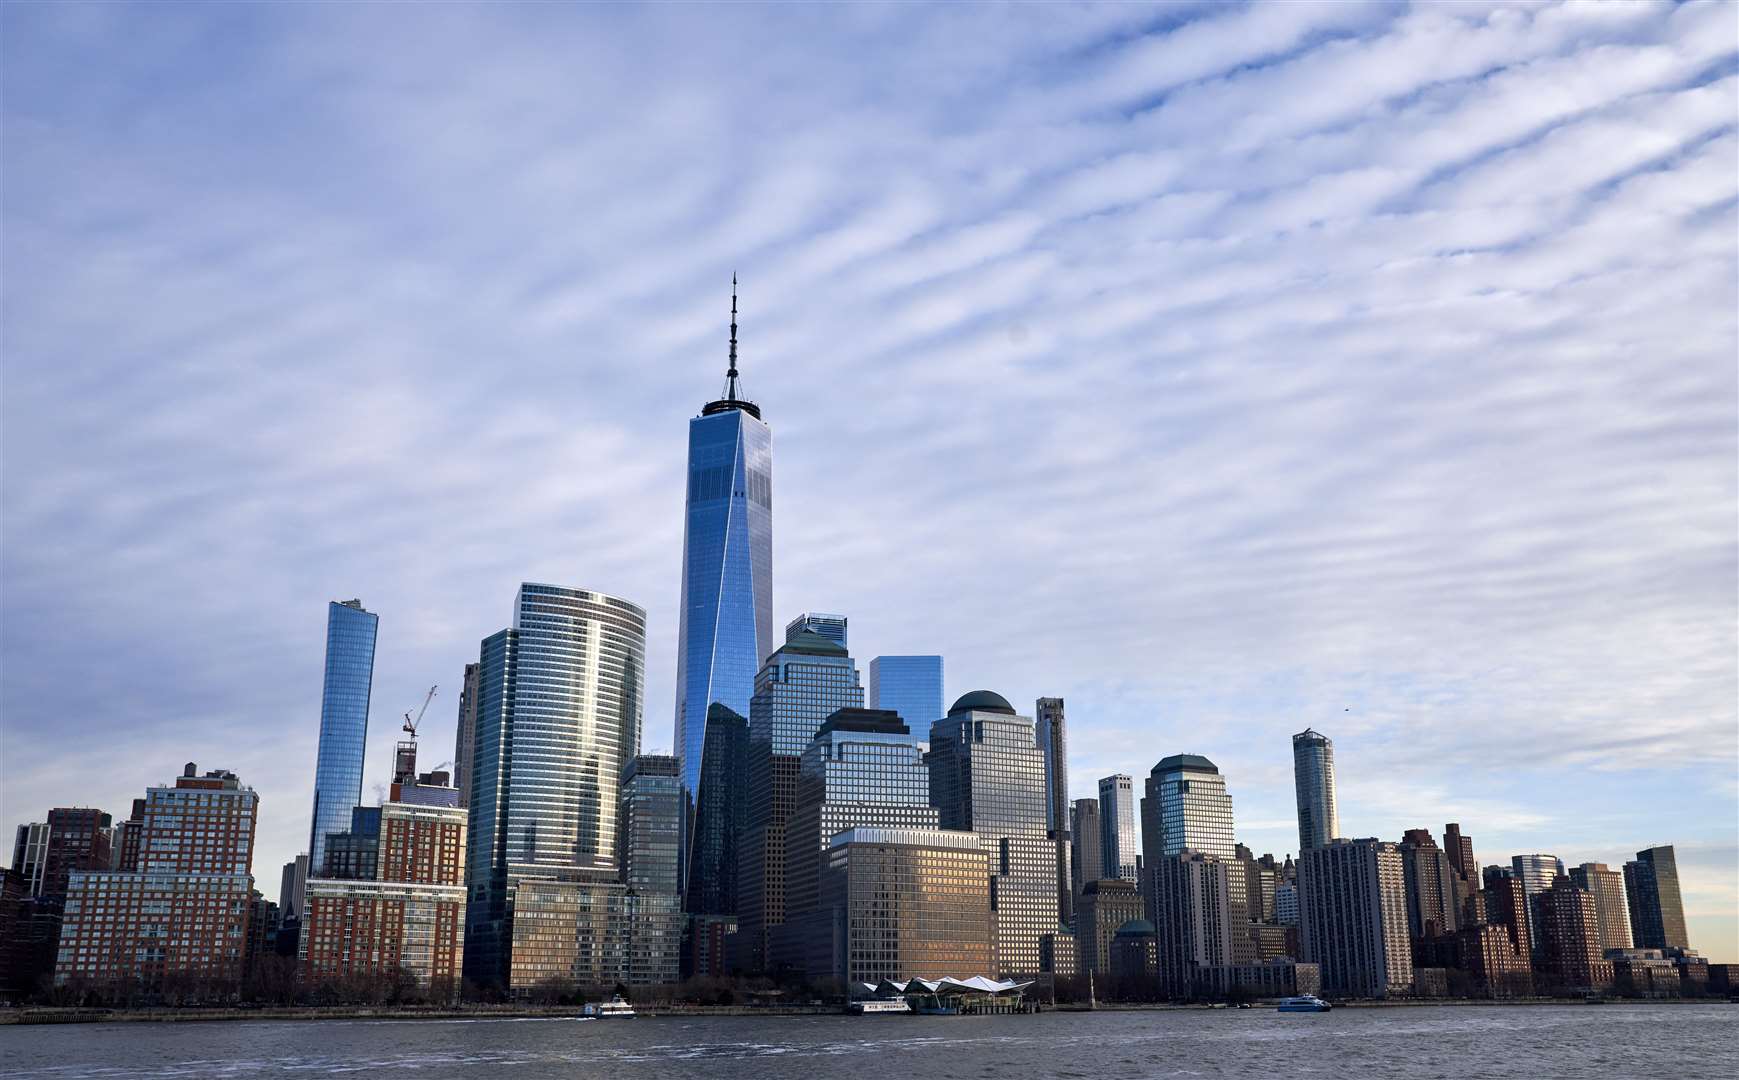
[1624, 846, 1688, 951]
[1098, 774, 1139, 883]
[867, 655, 944, 730]
[308, 600, 378, 875]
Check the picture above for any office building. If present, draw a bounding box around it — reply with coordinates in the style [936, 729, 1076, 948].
[621, 755, 682, 897]
[785, 612, 847, 647]
[1510, 853, 1564, 956]
[453, 662, 479, 809]
[927, 691, 1058, 976]
[781, 709, 937, 938]
[1140, 755, 1235, 922]
[505, 879, 682, 991]
[1291, 728, 1338, 853]
[279, 854, 310, 923]
[867, 655, 944, 730]
[1442, 823, 1483, 924]
[1035, 697, 1072, 927]
[1399, 829, 1460, 943]
[1075, 878, 1144, 974]
[1569, 863, 1632, 952]
[463, 584, 647, 988]
[675, 287, 773, 906]
[1536, 876, 1614, 991]
[812, 827, 994, 984]
[1070, 797, 1104, 898]
[737, 631, 863, 970]
[1274, 882, 1299, 926]
[10, 823, 50, 897]
[1625, 846, 1689, 951]
[1098, 774, 1139, 884]
[1110, 919, 1158, 981]
[307, 599, 379, 875]
[1150, 851, 1240, 997]
[686, 703, 749, 918]
[1298, 838, 1413, 998]
[55, 765, 258, 991]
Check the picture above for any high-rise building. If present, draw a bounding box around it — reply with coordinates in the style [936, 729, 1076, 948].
[1098, 774, 1139, 883]
[1151, 851, 1242, 997]
[1291, 728, 1338, 854]
[463, 584, 647, 988]
[621, 755, 682, 897]
[1070, 797, 1104, 899]
[55, 765, 258, 992]
[1399, 829, 1460, 943]
[1442, 823, 1483, 924]
[811, 827, 994, 985]
[686, 703, 749, 919]
[867, 655, 944, 730]
[1510, 853, 1564, 957]
[506, 879, 683, 991]
[1537, 876, 1614, 991]
[927, 691, 1058, 976]
[1274, 882, 1299, 926]
[301, 783, 468, 997]
[308, 599, 379, 874]
[15, 809, 115, 906]
[279, 854, 310, 922]
[1075, 878, 1144, 974]
[1139, 755, 1235, 920]
[1298, 838, 1413, 999]
[1624, 846, 1688, 951]
[1569, 863, 1632, 952]
[780, 709, 937, 944]
[453, 662, 480, 809]
[675, 285, 773, 904]
[785, 612, 846, 647]
[10, 823, 50, 897]
[1483, 866, 1534, 970]
[737, 631, 863, 970]
[1035, 698, 1071, 926]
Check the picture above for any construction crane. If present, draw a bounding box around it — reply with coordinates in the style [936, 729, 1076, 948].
[403, 685, 438, 739]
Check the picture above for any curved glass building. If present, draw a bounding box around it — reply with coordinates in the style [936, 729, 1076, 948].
[308, 599, 378, 875]
[675, 283, 772, 907]
[1292, 728, 1339, 854]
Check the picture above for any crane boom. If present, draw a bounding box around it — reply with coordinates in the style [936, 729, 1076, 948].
[402, 685, 438, 737]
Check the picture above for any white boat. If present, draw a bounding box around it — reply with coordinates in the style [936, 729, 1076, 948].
[850, 999, 912, 1014]
[1276, 994, 1332, 1013]
[584, 995, 637, 1018]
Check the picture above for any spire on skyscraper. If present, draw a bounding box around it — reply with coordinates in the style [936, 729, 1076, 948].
[704, 274, 761, 418]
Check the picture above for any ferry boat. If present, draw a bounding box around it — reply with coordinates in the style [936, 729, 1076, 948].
[583, 995, 637, 1019]
[850, 999, 912, 1014]
[1276, 994, 1332, 1013]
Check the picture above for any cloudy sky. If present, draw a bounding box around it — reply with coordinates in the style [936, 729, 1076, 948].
[4, 2, 1735, 958]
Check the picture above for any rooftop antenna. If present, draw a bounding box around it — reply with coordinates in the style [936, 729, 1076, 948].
[724, 274, 742, 401]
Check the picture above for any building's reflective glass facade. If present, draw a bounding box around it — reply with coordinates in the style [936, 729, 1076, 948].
[461, 584, 646, 988]
[868, 655, 944, 731]
[675, 400, 772, 902]
[1098, 774, 1139, 883]
[308, 600, 378, 875]
[621, 754, 682, 897]
[1291, 728, 1339, 853]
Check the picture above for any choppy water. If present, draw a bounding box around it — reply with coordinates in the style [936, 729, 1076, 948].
[3, 1004, 1735, 1079]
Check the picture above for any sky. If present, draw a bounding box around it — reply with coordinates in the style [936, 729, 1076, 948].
[3, 2, 1735, 959]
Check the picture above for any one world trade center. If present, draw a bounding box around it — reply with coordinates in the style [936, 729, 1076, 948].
[675, 279, 771, 913]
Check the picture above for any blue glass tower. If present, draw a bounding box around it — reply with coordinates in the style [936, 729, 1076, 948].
[308, 599, 379, 875]
[868, 655, 944, 731]
[675, 280, 772, 907]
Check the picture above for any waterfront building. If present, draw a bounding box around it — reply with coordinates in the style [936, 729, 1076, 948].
[1075, 878, 1144, 974]
[320, 807, 382, 880]
[1569, 863, 1632, 952]
[675, 287, 773, 907]
[1442, 823, 1484, 924]
[1208, 959, 1321, 999]
[785, 612, 847, 647]
[1610, 948, 1684, 996]
[308, 599, 379, 875]
[867, 655, 944, 731]
[1399, 829, 1460, 944]
[1035, 697, 1071, 927]
[1291, 728, 1339, 854]
[1298, 838, 1413, 998]
[737, 631, 863, 970]
[1139, 755, 1235, 921]
[621, 755, 682, 897]
[463, 584, 647, 988]
[1151, 851, 1240, 997]
[1070, 797, 1104, 899]
[1109, 919, 1158, 982]
[1536, 876, 1614, 991]
[1098, 774, 1139, 884]
[1422, 922, 1531, 996]
[0, 870, 58, 999]
[503, 878, 682, 991]
[1511, 854, 1564, 957]
[927, 691, 1058, 976]
[453, 662, 479, 809]
[780, 709, 937, 947]
[1624, 846, 1688, 951]
[11, 809, 113, 905]
[54, 764, 257, 992]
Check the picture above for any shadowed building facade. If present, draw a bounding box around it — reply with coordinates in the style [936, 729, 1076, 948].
[1298, 838, 1413, 999]
[1624, 846, 1688, 951]
[1035, 697, 1072, 928]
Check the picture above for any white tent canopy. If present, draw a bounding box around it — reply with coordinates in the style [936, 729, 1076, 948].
[857, 976, 1034, 997]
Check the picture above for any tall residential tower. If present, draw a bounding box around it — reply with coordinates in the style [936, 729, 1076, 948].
[1291, 728, 1338, 854]
[308, 600, 379, 874]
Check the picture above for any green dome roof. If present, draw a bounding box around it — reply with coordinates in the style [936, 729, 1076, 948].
[948, 690, 1016, 715]
[1115, 918, 1157, 937]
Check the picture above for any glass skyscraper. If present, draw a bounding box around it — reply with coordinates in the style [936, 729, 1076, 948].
[1035, 697, 1071, 926]
[621, 754, 682, 897]
[867, 655, 944, 730]
[308, 599, 378, 875]
[1624, 846, 1688, 951]
[675, 286, 772, 904]
[784, 612, 846, 647]
[462, 583, 646, 988]
[1098, 774, 1139, 883]
[1292, 728, 1339, 853]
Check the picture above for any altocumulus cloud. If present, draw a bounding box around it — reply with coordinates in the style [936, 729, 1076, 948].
[2, 2, 1735, 955]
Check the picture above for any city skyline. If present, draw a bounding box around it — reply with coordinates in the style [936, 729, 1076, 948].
[3, 0, 1735, 967]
